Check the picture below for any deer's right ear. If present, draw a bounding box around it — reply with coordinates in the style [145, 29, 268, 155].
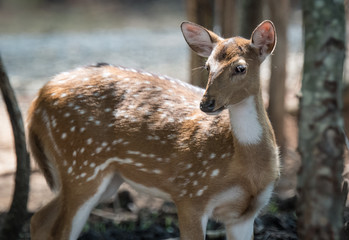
[181, 22, 219, 58]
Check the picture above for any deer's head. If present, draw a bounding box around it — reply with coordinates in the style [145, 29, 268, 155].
[181, 21, 276, 115]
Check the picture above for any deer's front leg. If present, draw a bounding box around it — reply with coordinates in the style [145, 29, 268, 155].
[176, 201, 208, 240]
[225, 217, 255, 240]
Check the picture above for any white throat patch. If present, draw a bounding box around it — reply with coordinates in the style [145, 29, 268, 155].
[228, 96, 262, 145]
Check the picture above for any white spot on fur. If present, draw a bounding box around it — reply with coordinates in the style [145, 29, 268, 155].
[211, 169, 220, 177]
[179, 189, 187, 197]
[127, 150, 140, 155]
[196, 189, 204, 196]
[112, 139, 123, 145]
[87, 138, 93, 145]
[102, 71, 111, 78]
[61, 133, 67, 139]
[95, 147, 102, 154]
[52, 119, 57, 128]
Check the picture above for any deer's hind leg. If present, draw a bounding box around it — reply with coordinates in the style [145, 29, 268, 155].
[30, 195, 63, 240]
[31, 173, 123, 240]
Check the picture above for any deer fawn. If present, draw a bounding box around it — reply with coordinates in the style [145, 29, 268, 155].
[28, 20, 279, 240]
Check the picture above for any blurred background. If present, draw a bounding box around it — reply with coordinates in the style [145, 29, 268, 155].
[0, 0, 306, 238]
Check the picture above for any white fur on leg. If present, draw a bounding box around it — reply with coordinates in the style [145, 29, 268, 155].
[227, 217, 255, 240]
[69, 175, 113, 240]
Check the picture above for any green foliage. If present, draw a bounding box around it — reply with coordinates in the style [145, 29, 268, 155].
[267, 201, 279, 214]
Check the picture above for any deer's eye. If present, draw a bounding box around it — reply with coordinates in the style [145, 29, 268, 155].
[235, 65, 246, 74]
[205, 64, 210, 72]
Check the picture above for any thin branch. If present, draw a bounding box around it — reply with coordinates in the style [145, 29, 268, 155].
[0, 55, 31, 240]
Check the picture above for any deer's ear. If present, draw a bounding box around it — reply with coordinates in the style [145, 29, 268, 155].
[181, 22, 220, 58]
[251, 20, 276, 61]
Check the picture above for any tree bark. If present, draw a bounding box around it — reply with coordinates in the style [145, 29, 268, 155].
[216, 0, 237, 38]
[297, 0, 346, 239]
[0, 56, 30, 240]
[239, 0, 263, 39]
[186, 0, 214, 88]
[267, 0, 289, 155]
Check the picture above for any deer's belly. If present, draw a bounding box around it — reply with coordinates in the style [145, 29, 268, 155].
[123, 177, 172, 201]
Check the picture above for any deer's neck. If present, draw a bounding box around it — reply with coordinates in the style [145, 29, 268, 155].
[227, 93, 279, 187]
[227, 93, 275, 147]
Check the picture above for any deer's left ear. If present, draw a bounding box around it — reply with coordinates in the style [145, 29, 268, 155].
[251, 20, 276, 61]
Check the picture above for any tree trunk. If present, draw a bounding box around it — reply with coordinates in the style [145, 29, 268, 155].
[267, 0, 289, 155]
[297, 0, 346, 239]
[0, 56, 30, 240]
[239, 0, 263, 38]
[216, 0, 237, 38]
[186, 0, 214, 88]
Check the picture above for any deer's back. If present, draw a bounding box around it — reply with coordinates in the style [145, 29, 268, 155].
[27, 64, 234, 198]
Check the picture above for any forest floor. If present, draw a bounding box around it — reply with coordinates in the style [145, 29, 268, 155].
[0, 1, 347, 239]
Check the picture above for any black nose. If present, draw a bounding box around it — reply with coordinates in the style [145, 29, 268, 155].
[200, 99, 215, 112]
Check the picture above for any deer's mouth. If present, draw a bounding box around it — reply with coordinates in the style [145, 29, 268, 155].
[201, 105, 226, 115]
[200, 95, 227, 115]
